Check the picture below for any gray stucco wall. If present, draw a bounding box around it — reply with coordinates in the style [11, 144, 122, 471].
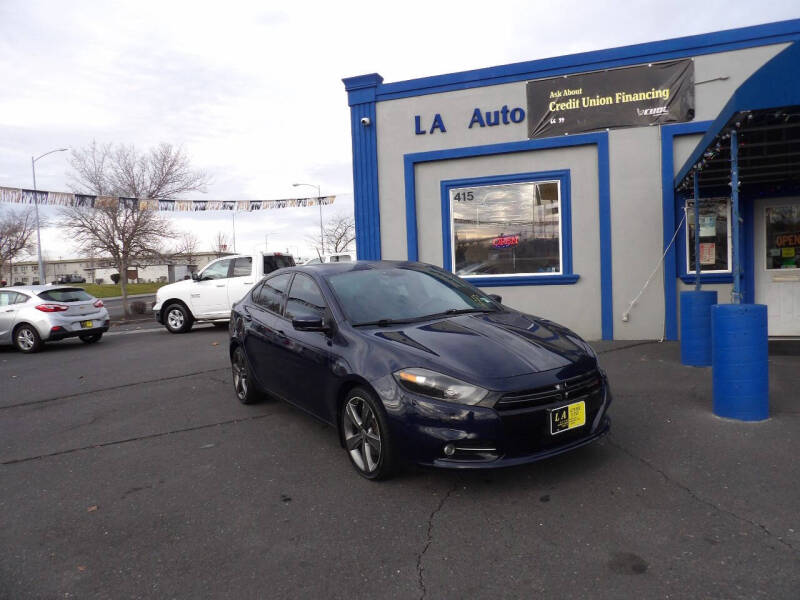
[371, 43, 789, 340]
[414, 146, 602, 339]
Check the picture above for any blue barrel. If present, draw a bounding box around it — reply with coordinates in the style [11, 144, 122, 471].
[680, 290, 718, 366]
[711, 304, 769, 421]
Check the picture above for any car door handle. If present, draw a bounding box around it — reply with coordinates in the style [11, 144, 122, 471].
[216, 284, 226, 288]
[3, 309, 14, 313]
[243, 281, 253, 285]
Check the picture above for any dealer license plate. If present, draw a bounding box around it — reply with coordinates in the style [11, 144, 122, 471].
[80, 320, 93, 329]
[550, 401, 586, 435]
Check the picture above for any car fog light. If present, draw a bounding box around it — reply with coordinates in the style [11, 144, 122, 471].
[443, 443, 455, 457]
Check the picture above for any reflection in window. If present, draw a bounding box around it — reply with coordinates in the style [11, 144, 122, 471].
[255, 273, 292, 314]
[450, 181, 561, 277]
[202, 259, 232, 280]
[686, 198, 731, 274]
[286, 274, 327, 320]
[232, 257, 252, 277]
[766, 205, 800, 270]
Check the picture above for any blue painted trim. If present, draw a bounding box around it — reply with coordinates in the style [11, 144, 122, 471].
[357, 20, 800, 102]
[679, 273, 734, 284]
[597, 138, 612, 341]
[675, 41, 800, 188]
[660, 121, 712, 340]
[731, 129, 742, 302]
[403, 132, 613, 339]
[743, 197, 755, 304]
[342, 73, 383, 106]
[467, 274, 580, 288]
[439, 170, 573, 280]
[347, 91, 382, 260]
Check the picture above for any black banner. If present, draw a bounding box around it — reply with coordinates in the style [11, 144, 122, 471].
[527, 59, 694, 138]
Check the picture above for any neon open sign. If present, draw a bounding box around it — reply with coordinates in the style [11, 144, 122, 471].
[492, 235, 519, 248]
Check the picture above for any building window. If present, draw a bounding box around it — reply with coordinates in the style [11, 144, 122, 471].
[449, 180, 562, 277]
[440, 170, 576, 287]
[685, 198, 731, 274]
[766, 205, 800, 270]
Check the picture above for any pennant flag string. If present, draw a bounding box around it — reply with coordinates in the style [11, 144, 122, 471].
[0, 186, 335, 211]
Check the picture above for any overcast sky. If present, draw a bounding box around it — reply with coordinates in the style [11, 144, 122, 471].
[1, 1, 798, 261]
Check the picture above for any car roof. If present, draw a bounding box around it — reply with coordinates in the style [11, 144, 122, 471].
[2, 285, 85, 294]
[290, 260, 427, 274]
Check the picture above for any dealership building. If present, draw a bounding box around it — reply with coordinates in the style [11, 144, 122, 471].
[342, 20, 800, 341]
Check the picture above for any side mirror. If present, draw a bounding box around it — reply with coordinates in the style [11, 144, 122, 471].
[292, 316, 328, 332]
[191, 272, 200, 281]
[488, 294, 502, 304]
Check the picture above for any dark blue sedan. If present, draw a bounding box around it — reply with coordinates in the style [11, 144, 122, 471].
[229, 261, 611, 480]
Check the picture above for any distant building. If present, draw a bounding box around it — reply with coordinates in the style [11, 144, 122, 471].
[1, 252, 231, 285]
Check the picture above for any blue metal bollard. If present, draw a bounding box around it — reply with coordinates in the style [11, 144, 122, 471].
[711, 304, 769, 421]
[680, 290, 718, 366]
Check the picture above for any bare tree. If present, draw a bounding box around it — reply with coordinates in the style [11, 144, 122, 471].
[68, 140, 211, 199]
[173, 231, 199, 265]
[61, 206, 174, 315]
[211, 231, 230, 257]
[63, 140, 208, 315]
[0, 208, 40, 283]
[308, 213, 356, 255]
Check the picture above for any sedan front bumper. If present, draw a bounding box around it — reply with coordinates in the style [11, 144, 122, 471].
[381, 370, 612, 470]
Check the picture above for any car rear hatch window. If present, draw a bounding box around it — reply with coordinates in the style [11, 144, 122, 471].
[37, 288, 98, 316]
[38, 288, 94, 302]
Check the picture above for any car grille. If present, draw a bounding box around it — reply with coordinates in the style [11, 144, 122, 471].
[495, 369, 602, 411]
[494, 369, 606, 457]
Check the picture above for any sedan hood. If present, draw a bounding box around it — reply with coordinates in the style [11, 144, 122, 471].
[368, 311, 595, 380]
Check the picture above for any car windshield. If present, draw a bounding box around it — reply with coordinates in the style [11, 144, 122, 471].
[37, 288, 93, 302]
[326, 266, 498, 326]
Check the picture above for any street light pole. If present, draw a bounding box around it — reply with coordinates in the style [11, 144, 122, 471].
[293, 182, 323, 253]
[31, 148, 69, 284]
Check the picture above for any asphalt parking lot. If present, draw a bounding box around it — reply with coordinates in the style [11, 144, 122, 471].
[1, 325, 799, 599]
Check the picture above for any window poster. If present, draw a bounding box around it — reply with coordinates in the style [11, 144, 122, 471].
[699, 215, 716, 237]
[700, 243, 716, 265]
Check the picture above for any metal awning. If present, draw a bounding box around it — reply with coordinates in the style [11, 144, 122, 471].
[674, 42, 800, 195]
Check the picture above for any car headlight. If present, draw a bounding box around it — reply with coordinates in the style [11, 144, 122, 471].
[393, 368, 488, 406]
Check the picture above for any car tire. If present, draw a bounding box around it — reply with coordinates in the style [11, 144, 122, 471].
[164, 303, 193, 334]
[79, 333, 103, 344]
[231, 345, 264, 404]
[341, 387, 396, 481]
[14, 324, 43, 354]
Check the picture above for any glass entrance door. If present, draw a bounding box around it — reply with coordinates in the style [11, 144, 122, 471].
[756, 200, 800, 336]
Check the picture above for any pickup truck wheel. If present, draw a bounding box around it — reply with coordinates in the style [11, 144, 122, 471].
[164, 303, 194, 334]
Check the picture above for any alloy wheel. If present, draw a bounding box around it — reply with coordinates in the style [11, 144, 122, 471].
[343, 396, 382, 474]
[167, 308, 184, 330]
[232, 349, 248, 400]
[17, 328, 35, 351]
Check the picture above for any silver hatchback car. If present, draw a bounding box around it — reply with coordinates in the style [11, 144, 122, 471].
[0, 285, 110, 353]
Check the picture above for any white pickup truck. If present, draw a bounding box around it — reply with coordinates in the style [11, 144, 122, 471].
[153, 252, 294, 333]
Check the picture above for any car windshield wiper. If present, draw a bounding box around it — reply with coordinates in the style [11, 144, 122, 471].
[353, 318, 422, 327]
[444, 308, 495, 315]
